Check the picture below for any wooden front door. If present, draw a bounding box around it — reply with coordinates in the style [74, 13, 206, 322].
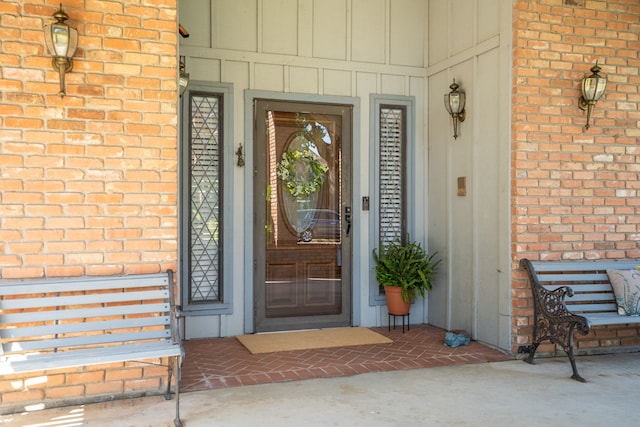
[254, 99, 352, 332]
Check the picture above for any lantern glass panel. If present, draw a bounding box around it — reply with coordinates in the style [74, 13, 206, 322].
[444, 94, 453, 114]
[582, 77, 607, 102]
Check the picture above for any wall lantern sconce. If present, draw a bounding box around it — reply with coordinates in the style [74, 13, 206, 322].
[44, 5, 78, 98]
[179, 56, 190, 96]
[235, 144, 245, 167]
[578, 62, 607, 130]
[444, 79, 466, 139]
[179, 24, 190, 38]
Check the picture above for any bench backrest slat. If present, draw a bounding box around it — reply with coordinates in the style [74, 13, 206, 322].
[1, 303, 171, 324]
[0, 289, 169, 310]
[542, 283, 613, 293]
[527, 260, 639, 272]
[535, 273, 609, 282]
[569, 302, 619, 313]
[0, 274, 169, 296]
[564, 293, 615, 303]
[5, 330, 172, 353]
[2, 316, 171, 339]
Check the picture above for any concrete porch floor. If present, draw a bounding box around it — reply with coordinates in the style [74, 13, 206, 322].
[2, 325, 639, 426]
[3, 353, 640, 426]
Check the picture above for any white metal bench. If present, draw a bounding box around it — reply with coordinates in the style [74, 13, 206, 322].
[0, 270, 184, 426]
[520, 259, 640, 382]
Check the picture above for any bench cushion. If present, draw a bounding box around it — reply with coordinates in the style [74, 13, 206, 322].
[607, 269, 640, 316]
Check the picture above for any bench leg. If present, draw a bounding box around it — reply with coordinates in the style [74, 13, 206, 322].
[524, 320, 587, 382]
[522, 343, 539, 365]
[566, 335, 586, 383]
[164, 356, 183, 427]
[174, 356, 183, 427]
[165, 362, 173, 401]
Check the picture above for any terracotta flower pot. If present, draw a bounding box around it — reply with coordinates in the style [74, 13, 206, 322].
[384, 286, 411, 315]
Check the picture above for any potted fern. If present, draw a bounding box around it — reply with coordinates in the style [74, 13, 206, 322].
[373, 238, 441, 315]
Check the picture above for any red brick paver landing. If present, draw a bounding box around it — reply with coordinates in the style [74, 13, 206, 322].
[180, 325, 513, 393]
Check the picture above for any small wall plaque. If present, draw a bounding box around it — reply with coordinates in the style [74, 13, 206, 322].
[457, 177, 466, 197]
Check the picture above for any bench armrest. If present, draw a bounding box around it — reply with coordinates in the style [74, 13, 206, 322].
[535, 285, 574, 317]
[166, 270, 184, 352]
[170, 305, 183, 346]
[520, 259, 590, 335]
[521, 259, 571, 314]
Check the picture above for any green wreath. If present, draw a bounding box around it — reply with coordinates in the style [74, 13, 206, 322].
[276, 148, 328, 197]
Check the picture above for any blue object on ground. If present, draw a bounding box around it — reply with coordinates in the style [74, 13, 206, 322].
[444, 332, 470, 348]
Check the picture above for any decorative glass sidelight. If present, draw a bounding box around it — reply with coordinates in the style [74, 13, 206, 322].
[379, 106, 406, 245]
[188, 94, 222, 304]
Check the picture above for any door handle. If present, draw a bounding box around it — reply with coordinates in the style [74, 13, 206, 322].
[344, 206, 351, 236]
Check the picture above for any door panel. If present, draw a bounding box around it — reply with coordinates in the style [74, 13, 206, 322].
[254, 100, 352, 332]
[265, 247, 341, 317]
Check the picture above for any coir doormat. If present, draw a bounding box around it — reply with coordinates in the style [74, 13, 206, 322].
[236, 327, 392, 354]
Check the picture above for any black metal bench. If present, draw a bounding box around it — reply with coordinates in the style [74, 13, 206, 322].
[0, 270, 184, 426]
[520, 259, 640, 382]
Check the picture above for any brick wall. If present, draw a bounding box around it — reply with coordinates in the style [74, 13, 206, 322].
[0, 0, 178, 411]
[0, 1, 179, 279]
[512, 0, 640, 353]
[0, 360, 172, 414]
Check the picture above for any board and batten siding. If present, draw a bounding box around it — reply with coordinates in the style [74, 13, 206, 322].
[178, 0, 432, 339]
[178, 0, 512, 352]
[427, 0, 511, 351]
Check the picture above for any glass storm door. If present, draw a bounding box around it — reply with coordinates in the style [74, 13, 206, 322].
[254, 100, 352, 332]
